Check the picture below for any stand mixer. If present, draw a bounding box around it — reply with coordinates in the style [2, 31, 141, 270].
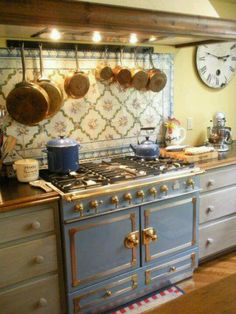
[207, 112, 233, 152]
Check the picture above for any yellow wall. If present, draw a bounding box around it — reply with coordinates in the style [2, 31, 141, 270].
[175, 0, 236, 145]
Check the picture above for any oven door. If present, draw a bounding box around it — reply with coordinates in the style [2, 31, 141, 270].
[141, 195, 198, 265]
[64, 207, 140, 292]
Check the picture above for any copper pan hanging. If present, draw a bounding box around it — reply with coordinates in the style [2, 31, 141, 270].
[37, 44, 63, 118]
[95, 47, 114, 81]
[6, 43, 49, 126]
[147, 52, 167, 93]
[64, 45, 90, 99]
[131, 48, 148, 91]
[113, 48, 132, 88]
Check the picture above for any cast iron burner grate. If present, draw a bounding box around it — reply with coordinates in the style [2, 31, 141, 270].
[39, 156, 194, 193]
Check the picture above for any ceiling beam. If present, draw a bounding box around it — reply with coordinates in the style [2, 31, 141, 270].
[0, 0, 235, 41]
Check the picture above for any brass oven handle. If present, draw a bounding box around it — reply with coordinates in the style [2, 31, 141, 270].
[186, 178, 195, 189]
[143, 227, 158, 245]
[124, 231, 139, 249]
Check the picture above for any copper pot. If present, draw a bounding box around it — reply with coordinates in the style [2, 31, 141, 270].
[64, 46, 90, 99]
[147, 52, 167, 93]
[131, 49, 148, 90]
[113, 49, 131, 88]
[95, 49, 114, 81]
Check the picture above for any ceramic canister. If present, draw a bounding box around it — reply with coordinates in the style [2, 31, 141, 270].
[14, 159, 39, 182]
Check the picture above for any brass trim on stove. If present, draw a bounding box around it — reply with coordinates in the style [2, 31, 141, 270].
[73, 274, 138, 313]
[69, 213, 138, 287]
[145, 253, 194, 285]
[64, 170, 203, 201]
[143, 198, 196, 262]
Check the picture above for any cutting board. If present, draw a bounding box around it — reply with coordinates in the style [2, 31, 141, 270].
[160, 148, 218, 162]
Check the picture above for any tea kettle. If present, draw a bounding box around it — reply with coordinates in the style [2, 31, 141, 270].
[130, 127, 160, 160]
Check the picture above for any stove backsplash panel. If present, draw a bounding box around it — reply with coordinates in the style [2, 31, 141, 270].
[0, 49, 173, 160]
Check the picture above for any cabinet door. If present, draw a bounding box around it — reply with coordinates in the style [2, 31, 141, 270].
[141, 196, 197, 264]
[64, 207, 140, 291]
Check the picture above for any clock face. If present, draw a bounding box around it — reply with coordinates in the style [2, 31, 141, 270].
[196, 42, 236, 88]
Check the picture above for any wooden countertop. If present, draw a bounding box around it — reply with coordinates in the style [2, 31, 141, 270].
[196, 142, 236, 170]
[0, 177, 59, 212]
[1, 143, 236, 211]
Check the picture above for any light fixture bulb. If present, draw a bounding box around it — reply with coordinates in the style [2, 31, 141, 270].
[149, 36, 156, 42]
[92, 31, 102, 42]
[129, 33, 138, 44]
[50, 28, 61, 40]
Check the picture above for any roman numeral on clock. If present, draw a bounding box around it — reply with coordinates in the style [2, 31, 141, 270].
[207, 73, 212, 83]
[200, 66, 207, 75]
[199, 56, 205, 61]
[230, 44, 236, 50]
[229, 66, 235, 72]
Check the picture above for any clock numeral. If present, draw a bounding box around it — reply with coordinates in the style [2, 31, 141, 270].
[199, 56, 205, 61]
[215, 77, 219, 86]
[232, 56, 236, 61]
[224, 75, 228, 84]
[230, 44, 236, 50]
[207, 74, 212, 83]
[200, 66, 207, 75]
[229, 66, 235, 72]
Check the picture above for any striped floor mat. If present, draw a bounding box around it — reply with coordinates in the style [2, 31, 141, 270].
[111, 286, 184, 314]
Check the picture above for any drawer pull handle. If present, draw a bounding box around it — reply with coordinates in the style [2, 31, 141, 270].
[143, 227, 158, 245]
[169, 266, 176, 272]
[207, 238, 214, 245]
[38, 297, 48, 307]
[207, 179, 215, 187]
[207, 206, 214, 213]
[104, 290, 112, 298]
[31, 221, 41, 230]
[34, 255, 45, 264]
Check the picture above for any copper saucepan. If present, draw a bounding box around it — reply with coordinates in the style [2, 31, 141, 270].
[147, 52, 167, 93]
[131, 48, 148, 91]
[37, 44, 63, 118]
[6, 43, 49, 126]
[64, 45, 90, 99]
[113, 48, 132, 88]
[95, 48, 114, 81]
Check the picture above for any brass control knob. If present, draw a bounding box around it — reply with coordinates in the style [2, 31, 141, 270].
[160, 185, 168, 195]
[169, 266, 176, 272]
[136, 190, 145, 201]
[186, 178, 195, 189]
[111, 195, 119, 208]
[74, 203, 84, 216]
[124, 192, 132, 205]
[104, 290, 112, 298]
[90, 200, 103, 213]
[149, 187, 157, 199]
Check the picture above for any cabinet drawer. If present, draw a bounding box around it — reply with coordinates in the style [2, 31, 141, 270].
[0, 235, 57, 288]
[69, 273, 138, 314]
[199, 215, 236, 259]
[0, 207, 55, 244]
[145, 252, 197, 287]
[200, 186, 236, 223]
[200, 166, 236, 192]
[0, 274, 61, 314]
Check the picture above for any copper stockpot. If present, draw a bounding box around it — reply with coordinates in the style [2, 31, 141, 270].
[95, 49, 114, 81]
[113, 49, 131, 88]
[147, 52, 167, 92]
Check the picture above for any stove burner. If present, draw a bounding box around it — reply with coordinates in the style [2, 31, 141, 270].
[39, 156, 194, 193]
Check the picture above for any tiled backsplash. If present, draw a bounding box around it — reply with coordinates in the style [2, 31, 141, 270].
[0, 48, 173, 160]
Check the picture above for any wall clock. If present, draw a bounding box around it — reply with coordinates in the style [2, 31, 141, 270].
[196, 42, 236, 89]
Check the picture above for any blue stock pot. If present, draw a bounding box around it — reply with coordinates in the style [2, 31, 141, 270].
[46, 136, 79, 173]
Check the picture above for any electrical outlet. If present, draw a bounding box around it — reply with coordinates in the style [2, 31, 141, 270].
[187, 117, 193, 130]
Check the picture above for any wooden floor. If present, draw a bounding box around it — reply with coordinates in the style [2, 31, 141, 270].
[146, 250, 236, 314]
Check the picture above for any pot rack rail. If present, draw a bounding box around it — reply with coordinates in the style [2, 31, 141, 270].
[6, 40, 154, 54]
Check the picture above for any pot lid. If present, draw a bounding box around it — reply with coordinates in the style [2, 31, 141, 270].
[47, 136, 79, 147]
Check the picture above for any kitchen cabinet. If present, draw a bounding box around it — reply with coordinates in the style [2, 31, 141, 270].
[62, 187, 199, 314]
[0, 201, 64, 314]
[199, 164, 236, 260]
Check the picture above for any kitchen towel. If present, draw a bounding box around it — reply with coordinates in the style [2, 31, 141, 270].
[110, 286, 184, 314]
